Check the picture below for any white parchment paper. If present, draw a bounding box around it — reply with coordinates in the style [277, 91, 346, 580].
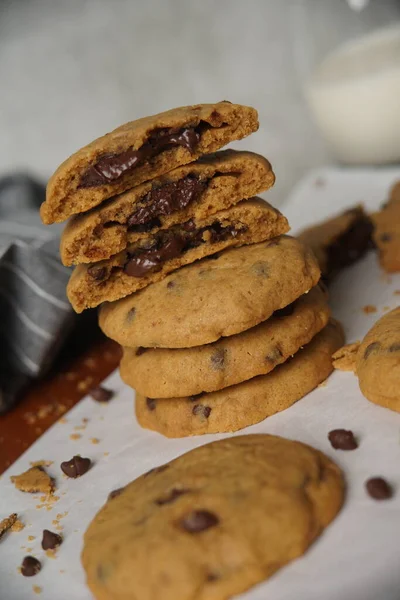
[1, 167, 400, 600]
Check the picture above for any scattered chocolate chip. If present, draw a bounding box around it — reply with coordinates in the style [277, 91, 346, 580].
[21, 556, 41, 577]
[167, 281, 175, 289]
[388, 342, 400, 353]
[144, 464, 169, 477]
[89, 386, 114, 403]
[60, 455, 92, 478]
[328, 429, 358, 450]
[189, 392, 206, 402]
[210, 348, 226, 370]
[380, 233, 392, 242]
[108, 487, 124, 501]
[192, 404, 211, 419]
[126, 307, 136, 322]
[364, 341, 381, 359]
[146, 398, 156, 411]
[87, 265, 107, 281]
[41, 529, 63, 551]
[135, 346, 148, 356]
[155, 488, 189, 506]
[366, 477, 393, 500]
[180, 510, 219, 533]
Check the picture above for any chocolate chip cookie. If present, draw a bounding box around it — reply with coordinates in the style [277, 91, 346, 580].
[121, 284, 330, 397]
[356, 307, 400, 412]
[135, 320, 344, 437]
[60, 150, 275, 265]
[41, 102, 259, 224]
[67, 199, 289, 312]
[99, 235, 321, 348]
[372, 182, 400, 273]
[82, 433, 344, 600]
[298, 206, 373, 281]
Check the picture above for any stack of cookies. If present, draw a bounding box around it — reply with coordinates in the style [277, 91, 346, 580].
[41, 101, 343, 437]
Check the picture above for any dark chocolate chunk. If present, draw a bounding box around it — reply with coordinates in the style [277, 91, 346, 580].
[89, 386, 114, 403]
[192, 404, 212, 419]
[126, 307, 136, 322]
[41, 529, 63, 550]
[364, 341, 381, 359]
[189, 392, 206, 402]
[206, 572, 220, 582]
[388, 342, 400, 353]
[87, 265, 107, 281]
[155, 488, 189, 506]
[79, 126, 201, 188]
[365, 477, 393, 500]
[210, 348, 226, 370]
[144, 464, 169, 477]
[60, 455, 92, 478]
[146, 398, 156, 411]
[135, 346, 148, 356]
[167, 280, 175, 289]
[108, 487, 124, 501]
[21, 556, 41, 577]
[266, 346, 284, 363]
[124, 234, 185, 277]
[328, 429, 358, 450]
[180, 510, 219, 533]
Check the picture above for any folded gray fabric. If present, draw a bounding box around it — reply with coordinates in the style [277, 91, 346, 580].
[0, 175, 74, 413]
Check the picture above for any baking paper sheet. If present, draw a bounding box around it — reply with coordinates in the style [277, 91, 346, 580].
[1, 167, 400, 600]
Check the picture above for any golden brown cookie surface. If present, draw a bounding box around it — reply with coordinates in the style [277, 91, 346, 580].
[60, 150, 275, 265]
[121, 284, 330, 397]
[42, 102, 258, 224]
[82, 433, 344, 600]
[372, 183, 400, 273]
[135, 320, 344, 437]
[67, 199, 289, 312]
[99, 235, 320, 348]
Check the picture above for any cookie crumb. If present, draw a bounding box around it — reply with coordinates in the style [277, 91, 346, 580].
[11, 467, 54, 495]
[103, 452, 109, 457]
[33, 585, 42, 594]
[90, 438, 100, 445]
[30, 460, 53, 468]
[69, 433, 81, 440]
[332, 342, 360, 372]
[58, 417, 68, 424]
[27, 535, 36, 541]
[362, 304, 377, 314]
[394, 290, 400, 296]
[0, 513, 18, 539]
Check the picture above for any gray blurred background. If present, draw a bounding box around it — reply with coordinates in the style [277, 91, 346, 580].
[0, 0, 399, 205]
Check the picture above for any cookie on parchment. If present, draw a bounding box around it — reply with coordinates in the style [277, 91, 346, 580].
[60, 150, 275, 265]
[67, 199, 289, 312]
[42, 102, 258, 224]
[135, 320, 344, 437]
[99, 235, 321, 348]
[121, 284, 330, 398]
[82, 434, 344, 600]
[356, 307, 400, 412]
[372, 184, 400, 273]
[298, 206, 373, 280]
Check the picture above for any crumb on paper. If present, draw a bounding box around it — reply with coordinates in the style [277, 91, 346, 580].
[103, 452, 109, 457]
[26, 547, 33, 552]
[59, 569, 65, 574]
[33, 585, 42, 594]
[69, 433, 81, 440]
[394, 290, 400, 296]
[332, 342, 359, 372]
[82, 418, 89, 424]
[58, 417, 68, 424]
[46, 549, 57, 559]
[27, 535, 35, 541]
[90, 438, 100, 445]
[318, 380, 327, 388]
[11, 519, 25, 532]
[77, 376, 94, 392]
[362, 304, 377, 314]
[11, 467, 54, 495]
[0, 513, 18, 540]
[74, 425, 86, 431]
[36, 495, 60, 511]
[30, 460, 53, 468]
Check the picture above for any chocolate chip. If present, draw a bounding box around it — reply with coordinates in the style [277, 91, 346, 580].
[89, 386, 114, 403]
[87, 265, 107, 281]
[328, 429, 358, 450]
[210, 348, 226, 370]
[167, 281, 175, 289]
[180, 510, 219, 533]
[364, 341, 381, 359]
[108, 487, 124, 501]
[126, 307, 136, 322]
[60, 455, 92, 478]
[146, 398, 156, 411]
[380, 233, 392, 242]
[41, 529, 63, 550]
[251, 260, 269, 277]
[21, 556, 41, 577]
[206, 572, 219, 582]
[388, 342, 400, 353]
[265, 346, 284, 363]
[189, 392, 206, 402]
[135, 346, 148, 356]
[192, 404, 211, 419]
[155, 488, 189, 506]
[365, 477, 393, 500]
[144, 464, 169, 477]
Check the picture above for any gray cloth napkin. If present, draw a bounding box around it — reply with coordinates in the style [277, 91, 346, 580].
[0, 174, 74, 413]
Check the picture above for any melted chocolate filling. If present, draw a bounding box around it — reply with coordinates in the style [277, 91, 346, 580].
[79, 124, 207, 188]
[126, 175, 207, 231]
[325, 209, 374, 280]
[123, 220, 244, 278]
